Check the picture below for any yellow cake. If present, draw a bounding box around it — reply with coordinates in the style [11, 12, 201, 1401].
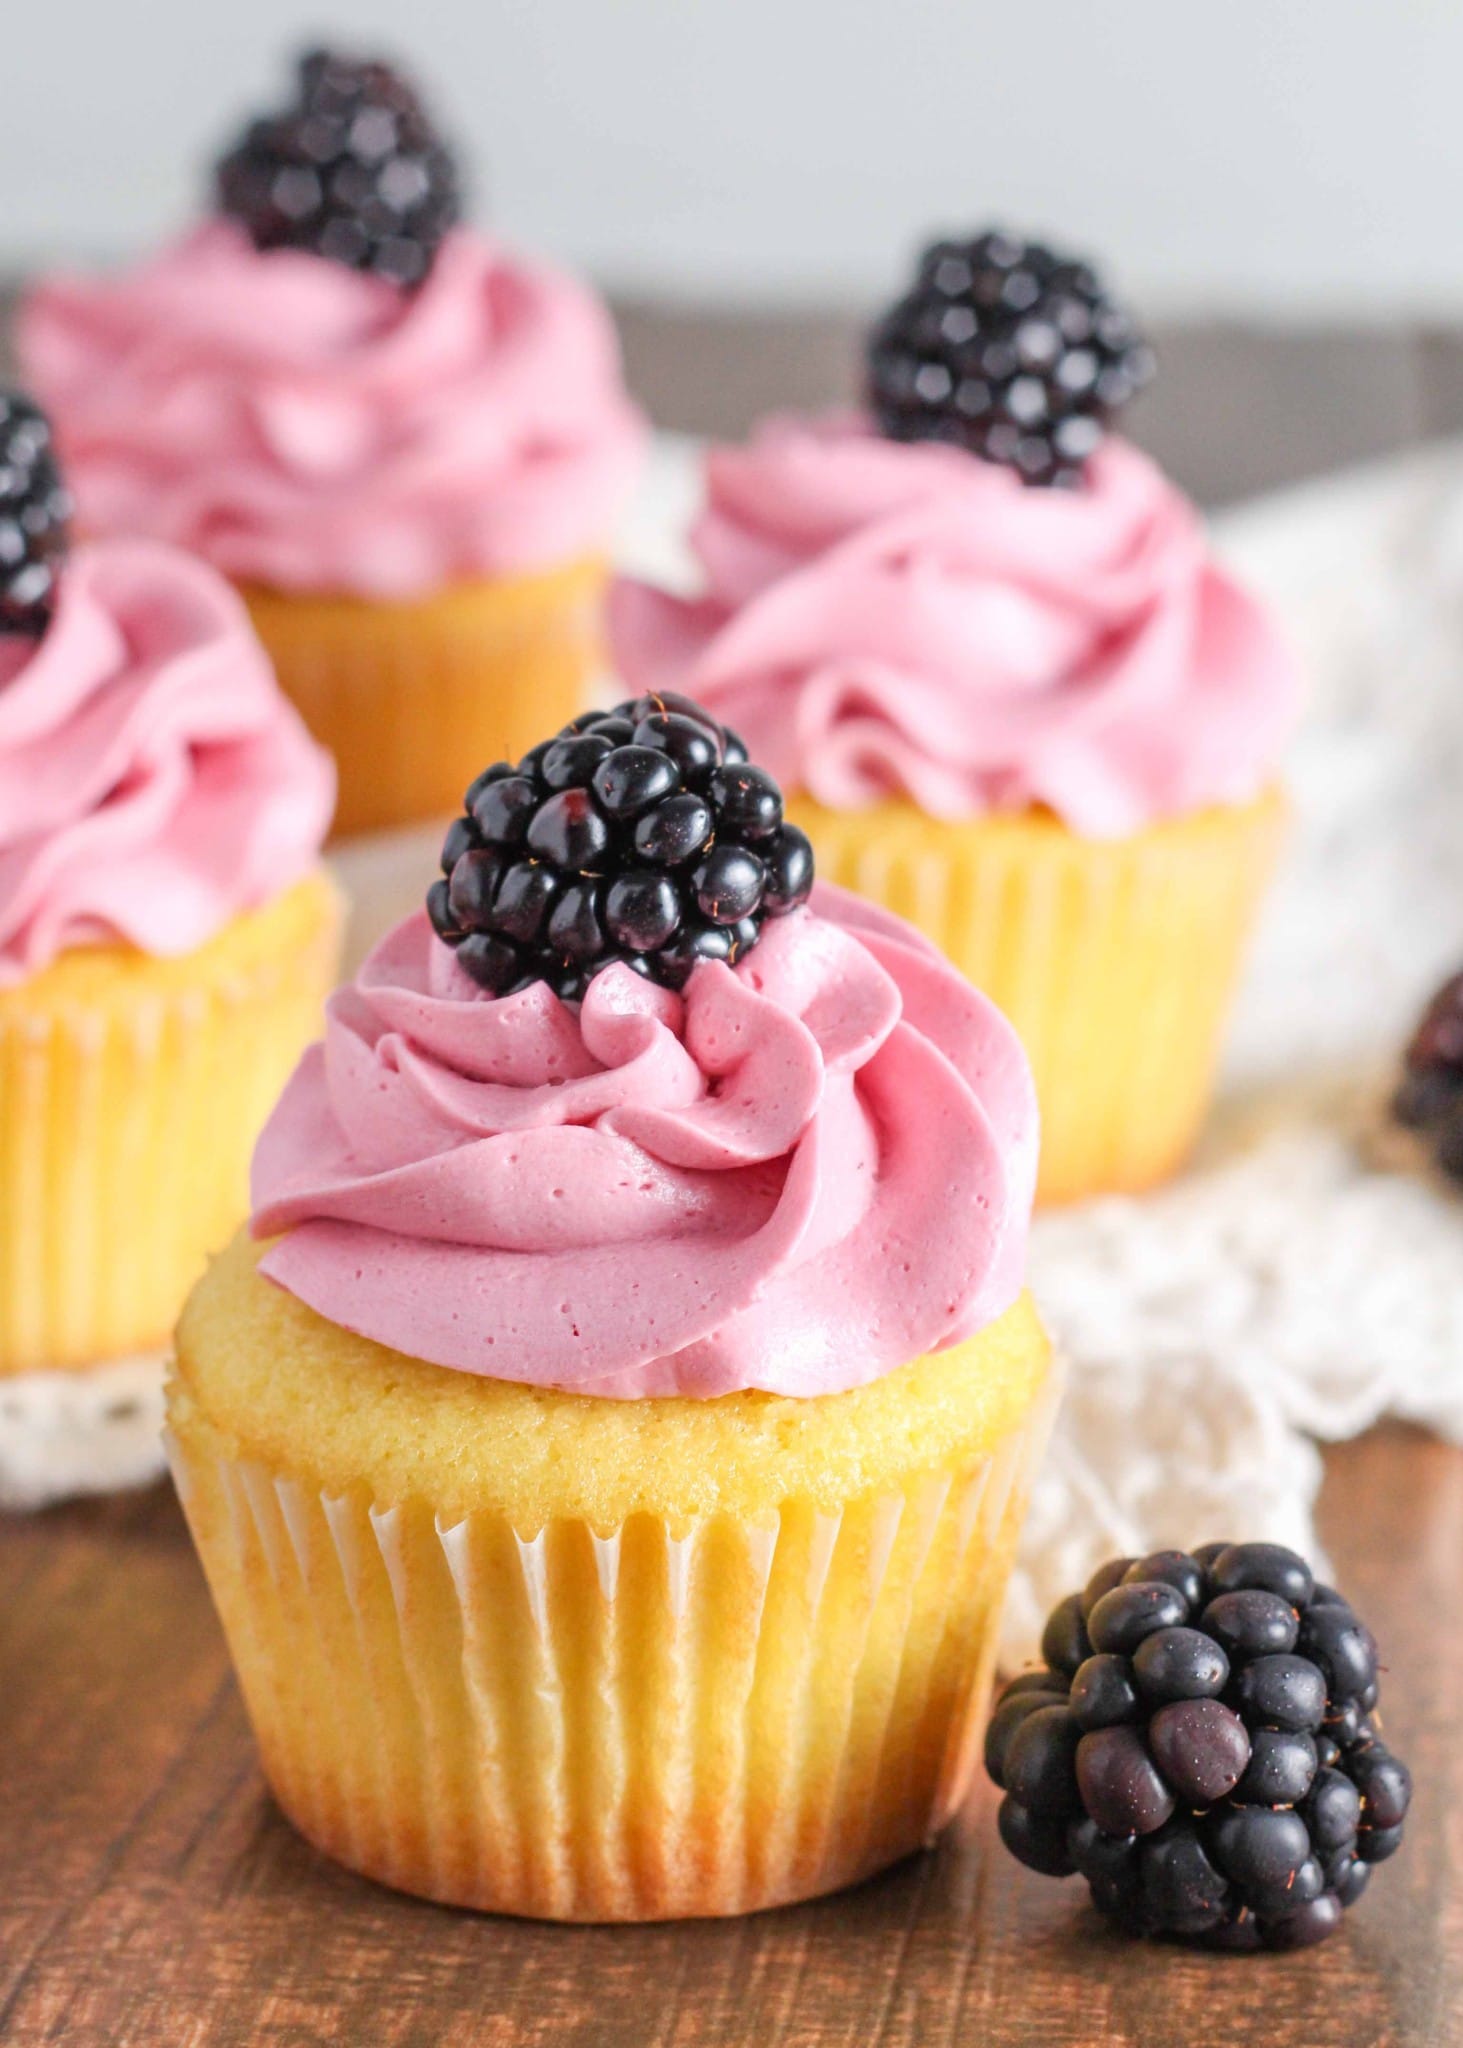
[0, 872, 341, 1378]
[242, 558, 609, 839]
[169, 1231, 1055, 1921]
[790, 788, 1286, 1205]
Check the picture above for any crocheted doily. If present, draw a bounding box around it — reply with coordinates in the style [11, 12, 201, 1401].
[0, 1353, 168, 1511]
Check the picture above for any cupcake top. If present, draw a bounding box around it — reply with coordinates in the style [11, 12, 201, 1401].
[610, 232, 1300, 841]
[0, 531, 334, 987]
[18, 51, 646, 602]
[250, 700, 1038, 1399]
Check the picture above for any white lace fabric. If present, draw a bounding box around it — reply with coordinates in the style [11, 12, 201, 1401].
[0, 1354, 167, 1510]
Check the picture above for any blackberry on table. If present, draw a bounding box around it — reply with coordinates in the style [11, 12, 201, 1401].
[1392, 968, 1463, 1185]
[1086, 1580, 1188, 1656]
[1147, 1699, 1250, 1806]
[0, 391, 70, 634]
[216, 47, 460, 286]
[429, 692, 815, 999]
[986, 1541, 1411, 1950]
[1074, 1726, 1175, 1838]
[1068, 1653, 1141, 1732]
[1202, 1588, 1300, 1660]
[1233, 1727, 1318, 1807]
[1130, 1626, 1228, 1704]
[867, 228, 1155, 487]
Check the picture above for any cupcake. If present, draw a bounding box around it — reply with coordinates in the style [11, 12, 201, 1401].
[610, 230, 1300, 1204]
[20, 47, 646, 838]
[0, 390, 340, 1509]
[167, 692, 1056, 1920]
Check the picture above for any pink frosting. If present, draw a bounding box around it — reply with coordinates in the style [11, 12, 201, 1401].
[250, 886, 1037, 1398]
[610, 415, 1300, 838]
[19, 222, 646, 600]
[0, 540, 334, 986]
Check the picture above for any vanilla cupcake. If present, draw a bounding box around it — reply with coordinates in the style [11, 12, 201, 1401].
[0, 391, 339, 1507]
[168, 693, 1055, 1920]
[611, 230, 1300, 1204]
[20, 47, 646, 837]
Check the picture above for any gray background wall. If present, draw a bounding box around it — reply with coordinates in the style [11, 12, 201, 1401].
[12, 0, 1460, 308]
[12, 1, 1463, 504]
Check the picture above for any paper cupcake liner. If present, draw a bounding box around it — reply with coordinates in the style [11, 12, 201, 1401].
[0, 872, 341, 1385]
[166, 1358, 1059, 1921]
[241, 559, 607, 838]
[791, 790, 1286, 1204]
[0, 1350, 166, 1510]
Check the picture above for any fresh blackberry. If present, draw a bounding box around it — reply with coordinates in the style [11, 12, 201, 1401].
[987, 1542, 1410, 1951]
[1392, 968, 1463, 1184]
[0, 391, 70, 634]
[429, 692, 815, 999]
[866, 228, 1155, 487]
[216, 47, 460, 287]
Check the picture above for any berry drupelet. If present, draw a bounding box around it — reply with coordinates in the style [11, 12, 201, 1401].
[1393, 968, 1463, 1184]
[429, 693, 816, 999]
[986, 1542, 1411, 1951]
[0, 390, 71, 635]
[216, 47, 460, 287]
[867, 228, 1155, 488]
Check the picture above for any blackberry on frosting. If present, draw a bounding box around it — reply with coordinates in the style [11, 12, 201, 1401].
[429, 692, 815, 997]
[0, 390, 70, 635]
[867, 228, 1155, 487]
[215, 47, 460, 287]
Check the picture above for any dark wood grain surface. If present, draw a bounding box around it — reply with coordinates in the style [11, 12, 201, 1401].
[2, 1424, 1458, 2048]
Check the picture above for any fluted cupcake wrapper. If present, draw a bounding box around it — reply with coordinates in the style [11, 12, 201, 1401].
[241, 559, 607, 838]
[790, 790, 1286, 1205]
[0, 874, 341, 1388]
[166, 1360, 1059, 1922]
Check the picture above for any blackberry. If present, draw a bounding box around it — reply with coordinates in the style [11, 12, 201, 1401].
[429, 692, 814, 998]
[1392, 967, 1463, 1184]
[988, 1542, 1410, 1951]
[216, 47, 460, 287]
[866, 228, 1154, 487]
[0, 391, 70, 634]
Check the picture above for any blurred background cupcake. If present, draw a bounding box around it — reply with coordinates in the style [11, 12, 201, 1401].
[167, 694, 1055, 1920]
[19, 46, 647, 838]
[0, 389, 339, 1509]
[611, 230, 1302, 1204]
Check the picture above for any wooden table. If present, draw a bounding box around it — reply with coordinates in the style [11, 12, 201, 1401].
[2, 1425, 1458, 2047]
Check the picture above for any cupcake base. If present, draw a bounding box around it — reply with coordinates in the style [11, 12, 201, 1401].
[241, 559, 607, 838]
[0, 872, 342, 1385]
[0, 1351, 166, 1510]
[168, 1234, 1057, 1921]
[791, 788, 1286, 1205]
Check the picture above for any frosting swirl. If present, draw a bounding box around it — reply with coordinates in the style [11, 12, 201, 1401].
[19, 223, 646, 600]
[610, 415, 1300, 838]
[250, 886, 1037, 1398]
[0, 540, 333, 985]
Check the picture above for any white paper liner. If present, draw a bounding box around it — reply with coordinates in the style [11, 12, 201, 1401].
[0, 1351, 166, 1510]
[167, 1360, 1058, 1921]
